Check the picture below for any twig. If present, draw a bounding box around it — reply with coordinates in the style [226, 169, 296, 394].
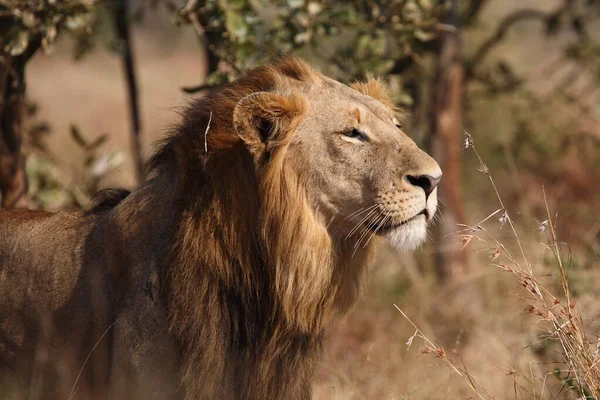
[181, 83, 217, 94]
[180, 1, 241, 75]
[67, 319, 119, 400]
[113, 0, 145, 185]
[393, 304, 489, 399]
[466, 132, 530, 271]
[542, 187, 571, 311]
[466, 8, 563, 77]
[180, 0, 198, 14]
[203, 111, 212, 170]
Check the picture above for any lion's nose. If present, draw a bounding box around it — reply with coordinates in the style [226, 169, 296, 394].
[406, 174, 441, 199]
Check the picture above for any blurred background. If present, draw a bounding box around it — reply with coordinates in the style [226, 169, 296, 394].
[1, 0, 599, 398]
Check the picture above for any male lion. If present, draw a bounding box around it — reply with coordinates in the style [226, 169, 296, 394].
[0, 57, 441, 400]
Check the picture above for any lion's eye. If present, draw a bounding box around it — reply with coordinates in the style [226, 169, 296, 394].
[395, 123, 402, 129]
[341, 128, 367, 142]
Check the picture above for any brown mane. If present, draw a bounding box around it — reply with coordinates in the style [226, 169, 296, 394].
[148, 57, 374, 398]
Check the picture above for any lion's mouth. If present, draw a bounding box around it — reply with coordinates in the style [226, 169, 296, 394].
[366, 209, 428, 233]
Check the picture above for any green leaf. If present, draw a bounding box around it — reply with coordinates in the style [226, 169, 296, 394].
[65, 15, 88, 31]
[371, 31, 387, 57]
[414, 28, 436, 42]
[70, 124, 88, 148]
[307, 2, 322, 16]
[7, 31, 29, 56]
[287, 0, 305, 10]
[21, 11, 37, 28]
[396, 92, 414, 106]
[294, 31, 311, 44]
[224, 0, 247, 11]
[236, 42, 258, 62]
[356, 32, 371, 59]
[324, 9, 358, 25]
[206, 71, 230, 86]
[225, 10, 249, 43]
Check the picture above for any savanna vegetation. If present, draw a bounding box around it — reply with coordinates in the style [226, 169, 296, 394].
[1, 0, 599, 398]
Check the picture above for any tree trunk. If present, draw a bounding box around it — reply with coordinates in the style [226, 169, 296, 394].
[0, 39, 39, 209]
[430, 3, 468, 282]
[114, 0, 145, 185]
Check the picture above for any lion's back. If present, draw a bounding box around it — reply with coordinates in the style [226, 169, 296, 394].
[0, 208, 94, 306]
[0, 208, 109, 399]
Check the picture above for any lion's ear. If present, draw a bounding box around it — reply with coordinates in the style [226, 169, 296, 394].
[350, 78, 397, 111]
[233, 91, 306, 160]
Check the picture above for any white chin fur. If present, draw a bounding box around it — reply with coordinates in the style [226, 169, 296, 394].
[382, 217, 427, 251]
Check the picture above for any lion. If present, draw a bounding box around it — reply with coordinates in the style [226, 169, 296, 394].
[0, 57, 441, 400]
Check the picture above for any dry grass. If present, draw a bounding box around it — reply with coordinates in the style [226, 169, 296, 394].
[456, 132, 600, 398]
[314, 133, 599, 399]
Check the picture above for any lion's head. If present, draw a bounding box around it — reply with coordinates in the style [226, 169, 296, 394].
[151, 57, 442, 334]
[232, 61, 441, 254]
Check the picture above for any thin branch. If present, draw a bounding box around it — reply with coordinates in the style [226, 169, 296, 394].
[461, 0, 489, 25]
[468, 0, 598, 75]
[180, 0, 241, 75]
[467, 9, 553, 77]
[203, 111, 212, 170]
[67, 319, 119, 400]
[393, 304, 489, 399]
[181, 82, 218, 94]
[0, 35, 42, 208]
[113, 0, 144, 185]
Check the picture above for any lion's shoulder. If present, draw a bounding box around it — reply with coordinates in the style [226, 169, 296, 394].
[86, 188, 131, 215]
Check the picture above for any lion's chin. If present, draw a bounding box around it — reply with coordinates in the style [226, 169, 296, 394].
[382, 216, 427, 251]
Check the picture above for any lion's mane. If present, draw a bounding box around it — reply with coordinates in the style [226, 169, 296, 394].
[145, 57, 374, 399]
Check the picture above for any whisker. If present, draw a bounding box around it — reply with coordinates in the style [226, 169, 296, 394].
[352, 216, 380, 257]
[426, 230, 434, 241]
[346, 208, 379, 239]
[344, 204, 378, 221]
[354, 220, 376, 250]
[364, 211, 392, 248]
[326, 215, 336, 229]
[362, 214, 388, 249]
[354, 213, 384, 251]
[347, 209, 378, 240]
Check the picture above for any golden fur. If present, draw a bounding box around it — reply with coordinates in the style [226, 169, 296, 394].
[0, 57, 441, 400]
[154, 58, 374, 398]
